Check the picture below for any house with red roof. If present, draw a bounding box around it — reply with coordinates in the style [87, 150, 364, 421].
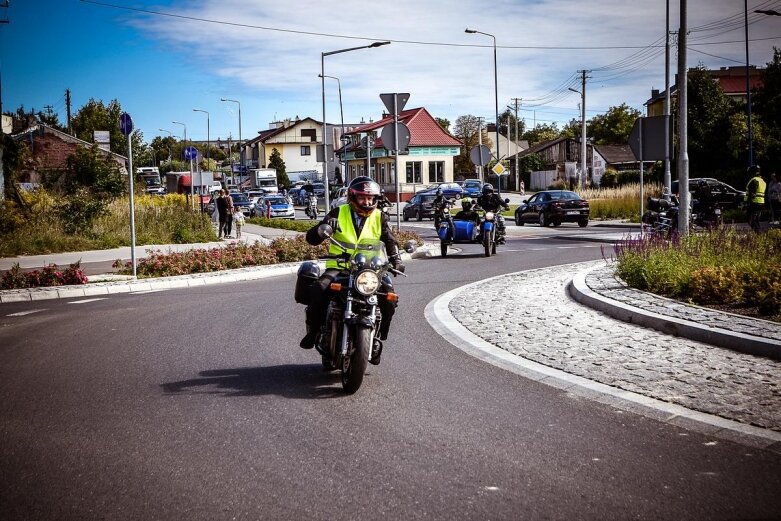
[646, 65, 763, 117]
[340, 107, 462, 202]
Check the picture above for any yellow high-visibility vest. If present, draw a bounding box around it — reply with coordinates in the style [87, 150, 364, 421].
[327, 205, 382, 269]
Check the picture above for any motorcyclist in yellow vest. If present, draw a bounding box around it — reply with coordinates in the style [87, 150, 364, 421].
[745, 165, 766, 232]
[300, 177, 403, 364]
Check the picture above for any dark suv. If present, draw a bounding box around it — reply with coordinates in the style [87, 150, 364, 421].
[672, 178, 745, 209]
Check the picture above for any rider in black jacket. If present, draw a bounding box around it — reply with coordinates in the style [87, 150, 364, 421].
[475, 184, 509, 243]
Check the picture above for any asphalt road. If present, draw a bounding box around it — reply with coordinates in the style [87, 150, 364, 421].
[1, 232, 779, 520]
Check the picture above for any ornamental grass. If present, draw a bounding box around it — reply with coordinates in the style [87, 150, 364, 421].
[614, 228, 781, 318]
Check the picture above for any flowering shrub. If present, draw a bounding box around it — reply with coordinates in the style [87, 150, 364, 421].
[0, 262, 88, 290]
[614, 228, 781, 319]
[114, 239, 330, 277]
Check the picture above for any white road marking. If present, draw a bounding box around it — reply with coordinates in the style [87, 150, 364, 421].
[6, 309, 46, 317]
[67, 298, 108, 304]
[129, 288, 170, 294]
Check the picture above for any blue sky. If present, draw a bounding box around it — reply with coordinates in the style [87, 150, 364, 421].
[3, 0, 780, 146]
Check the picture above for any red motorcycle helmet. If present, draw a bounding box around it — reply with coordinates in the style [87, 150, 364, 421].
[347, 176, 381, 216]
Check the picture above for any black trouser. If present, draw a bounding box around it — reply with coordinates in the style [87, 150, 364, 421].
[218, 213, 228, 237]
[306, 268, 397, 341]
[225, 214, 234, 236]
[747, 202, 763, 232]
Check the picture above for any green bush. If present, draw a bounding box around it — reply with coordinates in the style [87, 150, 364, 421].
[614, 228, 781, 318]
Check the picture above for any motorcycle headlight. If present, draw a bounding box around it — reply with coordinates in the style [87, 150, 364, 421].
[354, 270, 380, 296]
[485, 211, 495, 220]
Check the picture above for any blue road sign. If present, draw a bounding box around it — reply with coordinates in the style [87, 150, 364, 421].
[119, 112, 133, 136]
[184, 146, 198, 161]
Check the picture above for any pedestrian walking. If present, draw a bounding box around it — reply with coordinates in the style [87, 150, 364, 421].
[233, 206, 246, 239]
[767, 172, 781, 225]
[216, 189, 229, 239]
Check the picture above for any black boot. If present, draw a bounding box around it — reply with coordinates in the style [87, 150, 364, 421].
[369, 339, 383, 365]
[299, 331, 316, 349]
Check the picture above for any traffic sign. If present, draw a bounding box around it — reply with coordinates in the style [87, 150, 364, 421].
[184, 146, 198, 161]
[380, 93, 409, 114]
[380, 122, 411, 152]
[628, 115, 672, 161]
[491, 162, 506, 176]
[119, 112, 133, 136]
[470, 145, 491, 166]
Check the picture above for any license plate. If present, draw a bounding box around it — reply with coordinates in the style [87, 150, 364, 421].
[566, 211, 580, 215]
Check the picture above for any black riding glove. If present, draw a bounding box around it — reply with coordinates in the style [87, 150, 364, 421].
[327, 217, 339, 232]
[390, 255, 405, 273]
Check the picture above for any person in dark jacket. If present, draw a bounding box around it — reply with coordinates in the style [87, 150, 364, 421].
[299, 176, 403, 365]
[475, 183, 509, 243]
[216, 190, 230, 239]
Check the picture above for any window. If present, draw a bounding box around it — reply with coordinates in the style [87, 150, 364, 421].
[300, 145, 311, 156]
[301, 128, 317, 142]
[406, 161, 422, 184]
[380, 163, 386, 184]
[429, 161, 445, 183]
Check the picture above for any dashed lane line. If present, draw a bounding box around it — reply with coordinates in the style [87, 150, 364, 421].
[67, 298, 108, 305]
[6, 309, 46, 317]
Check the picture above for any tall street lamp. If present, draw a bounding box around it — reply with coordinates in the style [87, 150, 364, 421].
[321, 41, 390, 209]
[465, 28, 500, 194]
[158, 128, 173, 168]
[320, 74, 345, 185]
[193, 108, 210, 180]
[221, 98, 242, 175]
[173, 120, 194, 209]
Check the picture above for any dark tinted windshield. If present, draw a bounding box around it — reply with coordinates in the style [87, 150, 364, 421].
[230, 194, 249, 203]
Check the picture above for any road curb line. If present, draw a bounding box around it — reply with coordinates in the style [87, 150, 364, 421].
[424, 267, 781, 454]
[568, 264, 781, 360]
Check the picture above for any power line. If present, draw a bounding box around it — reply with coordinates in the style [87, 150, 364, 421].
[79, 0, 781, 51]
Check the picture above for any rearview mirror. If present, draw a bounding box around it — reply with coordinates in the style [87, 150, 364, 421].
[404, 240, 417, 254]
[317, 223, 333, 239]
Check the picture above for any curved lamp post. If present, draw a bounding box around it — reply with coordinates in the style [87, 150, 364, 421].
[465, 28, 500, 193]
[221, 98, 242, 173]
[158, 128, 173, 168]
[321, 41, 390, 209]
[320, 74, 345, 186]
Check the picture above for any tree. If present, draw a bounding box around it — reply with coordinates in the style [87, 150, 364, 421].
[685, 66, 737, 177]
[499, 109, 525, 141]
[752, 47, 781, 169]
[435, 117, 451, 133]
[63, 144, 125, 197]
[452, 115, 494, 177]
[523, 123, 560, 146]
[268, 148, 289, 187]
[587, 103, 641, 144]
[70, 98, 143, 156]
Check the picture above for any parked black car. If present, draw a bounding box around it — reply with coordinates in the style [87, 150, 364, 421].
[672, 178, 745, 209]
[402, 193, 438, 221]
[515, 190, 590, 227]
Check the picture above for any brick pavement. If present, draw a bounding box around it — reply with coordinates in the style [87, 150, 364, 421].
[448, 261, 781, 433]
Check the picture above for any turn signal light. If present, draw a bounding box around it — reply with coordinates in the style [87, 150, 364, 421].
[386, 292, 399, 303]
[329, 283, 342, 292]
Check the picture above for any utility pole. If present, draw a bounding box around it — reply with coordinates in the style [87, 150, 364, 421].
[509, 97, 521, 191]
[579, 70, 589, 190]
[65, 89, 72, 135]
[678, 0, 690, 236]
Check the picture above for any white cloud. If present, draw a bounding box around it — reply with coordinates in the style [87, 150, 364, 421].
[130, 0, 781, 131]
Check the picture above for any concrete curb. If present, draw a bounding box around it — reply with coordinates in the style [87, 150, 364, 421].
[568, 264, 781, 360]
[425, 266, 781, 454]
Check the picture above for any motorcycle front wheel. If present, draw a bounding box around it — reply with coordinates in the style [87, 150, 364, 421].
[341, 327, 370, 394]
[484, 233, 493, 257]
[441, 242, 448, 257]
